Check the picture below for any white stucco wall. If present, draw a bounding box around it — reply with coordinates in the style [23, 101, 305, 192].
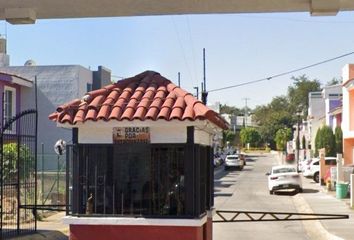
[71, 120, 215, 146]
[308, 92, 325, 119]
[342, 83, 354, 138]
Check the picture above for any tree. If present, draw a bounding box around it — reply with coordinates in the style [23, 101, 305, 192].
[250, 75, 321, 150]
[219, 104, 242, 115]
[314, 127, 322, 157]
[223, 130, 236, 146]
[252, 96, 294, 148]
[287, 75, 321, 116]
[326, 77, 341, 86]
[334, 126, 343, 154]
[275, 128, 292, 151]
[3, 143, 34, 181]
[315, 126, 336, 157]
[302, 135, 306, 149]
[240, 127, 261, 147]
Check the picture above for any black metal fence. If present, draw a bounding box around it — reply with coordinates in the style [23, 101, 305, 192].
[67, 143, 213, 218]
[0, 109, 38, 238]
[37, 147, 66, 211]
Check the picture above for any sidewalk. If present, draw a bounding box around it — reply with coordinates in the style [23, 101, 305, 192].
[294, 177, 354, 240]
[273, 151, 354, 239]
[17, 212, 68, 240]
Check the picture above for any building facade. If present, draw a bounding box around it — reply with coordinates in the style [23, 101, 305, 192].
[0, 41, 111, 167]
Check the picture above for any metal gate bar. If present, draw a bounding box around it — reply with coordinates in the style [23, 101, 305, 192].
[213, 210, 349, 222]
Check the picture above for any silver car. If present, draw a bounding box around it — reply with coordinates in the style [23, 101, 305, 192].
[224, 154, 244, 170]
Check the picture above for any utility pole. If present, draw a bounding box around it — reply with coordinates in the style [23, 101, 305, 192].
[201, 48, 208, 105]
[178, 72, 181, 87]
[194, 86, 199, 99]
[242, 98, 250, 127]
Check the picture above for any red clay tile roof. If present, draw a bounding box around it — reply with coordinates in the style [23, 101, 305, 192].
[49, 71, 228, 130]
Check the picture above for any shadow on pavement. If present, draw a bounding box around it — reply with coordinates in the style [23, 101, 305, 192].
[274, 190, 300, 196]
[240, 168, 253, 172]
[13, 230, 68, 240]
[246, 158, 256, 162]
[274, 188, 318, 196]
[214, 183, 234, 188]
[246, 155, 267, 158]
[215, 168, 241, 179]
[301, 188, 319, 194]
[214, 193, 233, 197]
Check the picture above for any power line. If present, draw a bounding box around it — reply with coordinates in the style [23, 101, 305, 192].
[171, 16, 195, 85]
[208, 51, 354, 93]
[185, 16, 198, 87]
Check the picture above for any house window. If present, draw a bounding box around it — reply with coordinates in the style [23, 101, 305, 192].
[4, 86, 16, 132]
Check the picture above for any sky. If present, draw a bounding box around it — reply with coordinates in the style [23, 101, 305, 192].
[4, 11, 354, 109]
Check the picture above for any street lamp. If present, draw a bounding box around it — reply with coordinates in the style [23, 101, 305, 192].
[296, 111, 301, 171]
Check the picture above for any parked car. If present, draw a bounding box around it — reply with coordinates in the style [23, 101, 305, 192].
[213, 156, 223, 168]
[224, 154, 244, 170]
[298, 158, 310, 172]
[302, 157, 337, 183]
[266, 165, 302, 194]
[239, 152, 246, 166]
[285, 153, 295, 163]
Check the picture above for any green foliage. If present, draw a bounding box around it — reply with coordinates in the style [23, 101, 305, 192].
[326, 77, 341, 86]
[315, 126, 336, 157]
[3, 143, 34, 181]
[296, 136, 300, 150]
[220, 104, 242, 115]
[222, 130, 237, 147]
[334, 126, 343, 154]
[251, 75, 321, 149]
[225, 130, 236, 143]
[287, 75, 321, 116]
[314, 127, 321, 156]
[275, 128, 292, 151]
[302, 135, 306, 149]
[240, 127, 261, 147]
[252, 96, 294, 148]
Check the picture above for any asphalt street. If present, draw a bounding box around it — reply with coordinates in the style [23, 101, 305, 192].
[213, 153, 310, 240]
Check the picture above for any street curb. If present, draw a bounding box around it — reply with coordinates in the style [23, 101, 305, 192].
[292, 194, 343, 240]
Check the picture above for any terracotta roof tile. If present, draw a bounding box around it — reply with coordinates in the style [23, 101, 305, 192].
[97, 105, 111, 121]
[109, 106, 123, 120]
[157, 107, 171, 120]
[146, 107, 159, 120]
[182, 105, 195, 120]
[85, 109, 98, 121]
[73, 103, 88, 123]
[133, 107, 147, 120]
[89, 95, 105, 109]
[49, 70, 228, 129]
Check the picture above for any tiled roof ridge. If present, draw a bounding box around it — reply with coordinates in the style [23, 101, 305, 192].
[49, 70, 228, 129]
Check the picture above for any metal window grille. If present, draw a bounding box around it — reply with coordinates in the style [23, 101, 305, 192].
[67, 143, 212, 218]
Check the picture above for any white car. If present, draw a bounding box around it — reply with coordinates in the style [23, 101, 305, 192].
[224, 155, 244, 170]
[267, 165, 302, 194]
[302, 157, 337, 183]
[298, 158, 311, 172]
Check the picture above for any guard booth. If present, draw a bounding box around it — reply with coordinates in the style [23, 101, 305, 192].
[49, 71, 228, 240]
